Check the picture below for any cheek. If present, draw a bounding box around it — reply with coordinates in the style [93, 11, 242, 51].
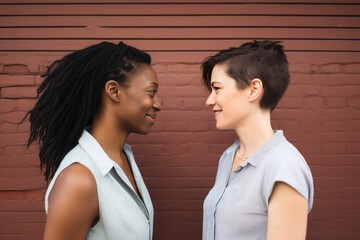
[141, 96, 153, 109]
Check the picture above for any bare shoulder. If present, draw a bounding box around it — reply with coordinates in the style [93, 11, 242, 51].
[45, 163, 98, 240]
[53, 163, 96, 194]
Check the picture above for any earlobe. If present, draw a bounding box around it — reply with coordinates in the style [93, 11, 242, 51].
[249, 78, 263, 101]
[105, 80, 121, 102]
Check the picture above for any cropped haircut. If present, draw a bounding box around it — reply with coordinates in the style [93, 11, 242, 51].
[26, 41, 151, 181]
[201, 40, 290, 111]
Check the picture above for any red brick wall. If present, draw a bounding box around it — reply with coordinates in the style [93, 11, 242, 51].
[0, 0, 359, 239]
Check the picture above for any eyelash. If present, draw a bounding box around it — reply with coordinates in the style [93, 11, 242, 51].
[212, 86, 220, 92]
[148, 90, 157, 97]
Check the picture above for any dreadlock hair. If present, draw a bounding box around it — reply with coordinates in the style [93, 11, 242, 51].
[201, 40, 290, 112]
[26, 41, 151, 181]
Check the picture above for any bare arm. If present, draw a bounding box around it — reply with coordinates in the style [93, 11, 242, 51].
[44, 163, 99, 240]
[267, 182, 308, 240]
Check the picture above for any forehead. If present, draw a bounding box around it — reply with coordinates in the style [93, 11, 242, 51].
[211, 64, 230, 84]
[128, 64, 158, 86]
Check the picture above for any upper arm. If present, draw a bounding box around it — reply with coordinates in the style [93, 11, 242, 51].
[44, 163, 99, 240]
[267, 182, 308, 240]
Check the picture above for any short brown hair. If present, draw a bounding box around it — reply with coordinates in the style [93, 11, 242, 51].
[201, 40, 290, 111]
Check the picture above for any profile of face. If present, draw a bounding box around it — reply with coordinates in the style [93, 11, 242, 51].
[206, 64, 252, 130]
[115, 64, 162, 135]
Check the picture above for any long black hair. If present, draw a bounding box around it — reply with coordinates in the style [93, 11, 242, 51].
[26, 41, 151, 181]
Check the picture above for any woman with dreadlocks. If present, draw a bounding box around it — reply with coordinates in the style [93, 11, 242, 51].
[27, 41, 161, 240]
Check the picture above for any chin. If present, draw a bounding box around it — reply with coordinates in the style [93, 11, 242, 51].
[133, 128, 151, 135]
[216, 122, 232, 131]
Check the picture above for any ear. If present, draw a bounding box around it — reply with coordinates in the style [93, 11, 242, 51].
[248, 78, 263, 102]
[105, 80, 121, 102]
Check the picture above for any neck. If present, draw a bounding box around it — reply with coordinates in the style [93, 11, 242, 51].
[235, 108, 274, 156]
[91, 112, 129, 162]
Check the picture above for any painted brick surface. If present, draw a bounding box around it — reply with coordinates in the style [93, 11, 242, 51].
[0, 1, 359, 239]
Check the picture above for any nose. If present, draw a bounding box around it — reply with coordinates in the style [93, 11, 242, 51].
[206, 91, 216, 107]
[153, 95, 162, 111]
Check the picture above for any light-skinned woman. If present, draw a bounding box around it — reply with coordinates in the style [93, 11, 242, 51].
[202, 40, 314, 240]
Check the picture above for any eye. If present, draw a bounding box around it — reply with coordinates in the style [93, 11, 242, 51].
[212, 86, 221, 92]
[147, 90, 157, 97]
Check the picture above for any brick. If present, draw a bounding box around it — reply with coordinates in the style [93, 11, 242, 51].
[183, 98, 207, 110]
[3, 145, 26, 157]
[342, 63, 360, 73]
[130, 144, 164, 155]
[341, 188, 360, 199]
[285, 85, 321, 97]
[291, 73, 360, 86]
[322, 109, 360, 120]
[290, 62, 317, 74]
[158, 74, 199, 86]
[345, 165, 360, 177]
[344, 120, 360, 131]
[0, 111, 28, 124]
[0, 122, 18, 134]
[322, 121, 344, 131]
[320, 63, 341, 74]
[2, 86, 37, 99]
[295, 142, 321, 154]
[0, 75, 35, 87]
[153, 199, 203, 211]
[164, 121, 187, 131]
[0, 199, 44, 212]
[315, 188, 341, 199]
[272, 109, 319, 120]
[188, 121, 209, 132]
[321, 85, 360, 97]
[15, 99, 37, 111]
[346, 143, 360, 153]
[299, 120, 321, 132]
[151, 64, 166, 74]
[324, 98, 346, 108]
[0, 99, 16, 112]
[347, 98, 360, 108]
[187, 143, 209, 153]
[164, 144, 187, 154]
[281, 97, 322, 109]
[3, 64, 30, 74]
[161, 97, 182, 109]
[0, 133, 28, 145]
[315, 177, 359, 188]
[18, 121, 30, 133]
[166, 64, 201, 74]
[0, 175, 44, 190]
[320, 132, 360, 143]
[160, 85, 205, 97]
[0, 222, 44, 234]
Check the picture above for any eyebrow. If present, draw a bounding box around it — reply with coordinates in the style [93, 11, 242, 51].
[150, 82, 159, 88]
[211, 82, 221, 87]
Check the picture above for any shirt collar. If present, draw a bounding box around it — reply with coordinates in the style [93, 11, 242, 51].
[228, 130, 285, 170]
[78, 129, 131, 176]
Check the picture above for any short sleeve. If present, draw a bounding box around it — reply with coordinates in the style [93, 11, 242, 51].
[264, 147, 314, 212]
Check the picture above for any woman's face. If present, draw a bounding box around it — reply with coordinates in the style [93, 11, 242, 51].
[206, 64, 251, 130]
[119, 64, 161, 134]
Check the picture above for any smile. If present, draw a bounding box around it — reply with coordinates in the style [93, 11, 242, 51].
[146, 114, 156, 123]
[213, 109, 222, 118]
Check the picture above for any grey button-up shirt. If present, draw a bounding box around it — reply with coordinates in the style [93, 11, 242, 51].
[203, 130, 314, 240]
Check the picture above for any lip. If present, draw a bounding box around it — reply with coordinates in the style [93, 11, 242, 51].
[213, 109, 222, 119]
[146, 113, 156, 124]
